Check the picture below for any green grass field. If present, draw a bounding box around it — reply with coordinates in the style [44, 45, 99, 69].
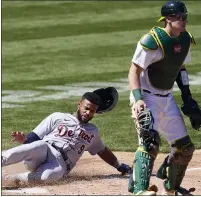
[2, 1, 201, 152]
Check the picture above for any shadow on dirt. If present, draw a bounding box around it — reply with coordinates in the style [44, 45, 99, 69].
[2, 173, 130, 189]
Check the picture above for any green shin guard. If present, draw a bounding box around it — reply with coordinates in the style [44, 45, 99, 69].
[129, 146, 155, 194]
[157, 162, 188, 191]
[156, 156, 169, 180]
[128, 171, 134, 193]
[165, 164, 188, 191]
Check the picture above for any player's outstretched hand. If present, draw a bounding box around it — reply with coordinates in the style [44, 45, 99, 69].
[11, 131, 25, 143]
[117, 163, 132, 175]
[131, 100, 146, 119]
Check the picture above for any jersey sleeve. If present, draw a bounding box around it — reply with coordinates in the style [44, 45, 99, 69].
[87, 131, 105, 155]
[131, 41, 158, 69]
[183, 45, 192, 65]
[32, 112, 58, 139]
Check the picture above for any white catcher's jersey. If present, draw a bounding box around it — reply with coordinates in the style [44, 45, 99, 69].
[131, 41, 191, 95]
[32, 112, 105, 165]
[130, 42, 191, 144]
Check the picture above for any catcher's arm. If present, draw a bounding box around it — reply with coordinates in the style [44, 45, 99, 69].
[97, 146, 132, 175]
[176, 66, 201, 130]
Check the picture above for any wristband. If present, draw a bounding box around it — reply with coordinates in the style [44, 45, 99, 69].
[132, 89, 143, 102]
[23, 132, 40, 144]
[113, 159, 121, 169]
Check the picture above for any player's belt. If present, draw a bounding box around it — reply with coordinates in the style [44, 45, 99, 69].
[143, 89, 170, 97]
[50, 142, 69, 161]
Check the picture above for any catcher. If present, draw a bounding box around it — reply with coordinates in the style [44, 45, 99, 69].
[128, 0, 201, 195]
[2, 87, 131, 187]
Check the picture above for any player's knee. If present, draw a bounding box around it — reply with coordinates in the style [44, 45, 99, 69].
[176, 142, 195, 164]
[23, 160, 41, 172]
[169, 135, 195, 165]
[24, 161, 35, 172]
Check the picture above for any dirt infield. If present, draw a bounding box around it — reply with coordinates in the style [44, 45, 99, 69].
[2, 150, 201, 195]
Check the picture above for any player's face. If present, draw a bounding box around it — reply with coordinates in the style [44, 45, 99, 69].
[166, 13, 188, 32]
[77, 99, 98, 123]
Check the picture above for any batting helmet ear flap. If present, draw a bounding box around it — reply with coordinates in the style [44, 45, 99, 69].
[93, 87, 119, 114]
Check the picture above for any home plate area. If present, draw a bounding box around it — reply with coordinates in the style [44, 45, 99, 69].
[2, 150, 201, 195]
[2, 187, 49, 195]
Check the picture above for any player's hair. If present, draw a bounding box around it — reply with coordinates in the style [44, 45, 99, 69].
[81, 92, 100, 106]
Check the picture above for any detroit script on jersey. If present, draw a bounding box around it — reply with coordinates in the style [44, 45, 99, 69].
[32, 112, 105, 165]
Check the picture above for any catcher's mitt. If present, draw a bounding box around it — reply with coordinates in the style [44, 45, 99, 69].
[181, 98, 201, 130]
[93, 87, 118, 114]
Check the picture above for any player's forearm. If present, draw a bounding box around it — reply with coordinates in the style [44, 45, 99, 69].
[23, 132, 41, 144]
[97, 147, 120, 169]
[128, 63, 141, 90]
[176, 66, 192, 102]
[128, 63, 144, 101]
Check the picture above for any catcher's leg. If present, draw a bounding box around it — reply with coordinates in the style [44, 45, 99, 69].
[128, 109, 160, 195]
[156, 135, 195, 195]
[129, 145, 159, 195]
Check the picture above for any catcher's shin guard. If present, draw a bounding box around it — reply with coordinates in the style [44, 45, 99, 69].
[129, 146, 155, 194]
[157, 135, 194, 191]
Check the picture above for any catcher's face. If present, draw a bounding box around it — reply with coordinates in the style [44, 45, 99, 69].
[166, 13, 188, 32]
[77, 99, 98, 123]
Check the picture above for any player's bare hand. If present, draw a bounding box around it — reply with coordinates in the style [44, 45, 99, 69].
[11, 131, 25, 143]
[131, 100, 146, 118]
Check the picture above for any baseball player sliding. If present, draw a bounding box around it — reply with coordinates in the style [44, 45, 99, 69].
[128, 1, 201, 196]
[2, 87, 131, 187]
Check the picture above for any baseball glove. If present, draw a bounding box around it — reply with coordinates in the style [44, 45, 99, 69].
[93, 87, 118, 114]
[181, 98, 201, 130]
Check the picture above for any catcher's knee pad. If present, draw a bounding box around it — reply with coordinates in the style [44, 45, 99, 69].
[169, 135, 195, 165]
[129, 146, 157, 194]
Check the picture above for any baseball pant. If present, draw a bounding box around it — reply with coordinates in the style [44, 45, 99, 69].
[2, 140, 73, 184]
[130, 91, 188, 144]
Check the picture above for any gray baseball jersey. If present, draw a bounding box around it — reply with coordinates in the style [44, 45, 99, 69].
[2, 112, 105, 183]
[33, 112, 105, 165]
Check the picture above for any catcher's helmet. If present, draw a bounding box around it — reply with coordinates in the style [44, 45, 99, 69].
[158, 1, 187, 22]
[93, 87, 118, 114]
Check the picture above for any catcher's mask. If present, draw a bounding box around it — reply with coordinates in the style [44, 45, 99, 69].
[158, 1, 187, 22]
[135, 108, 154, 135]
[93, 87, 118, 114]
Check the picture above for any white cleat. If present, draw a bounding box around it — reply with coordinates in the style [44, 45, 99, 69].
[135, 190, 156, 196]
[2, 172, 20, 188]
[134, 185, 158, 196]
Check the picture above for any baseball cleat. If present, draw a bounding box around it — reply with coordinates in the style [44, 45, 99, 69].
[135, 190, 156, 196]
[1, 156, 6, 166]
[161, 184, 195, 195]
[177, 186, 196, 195]
[2, 173, 20, 188]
